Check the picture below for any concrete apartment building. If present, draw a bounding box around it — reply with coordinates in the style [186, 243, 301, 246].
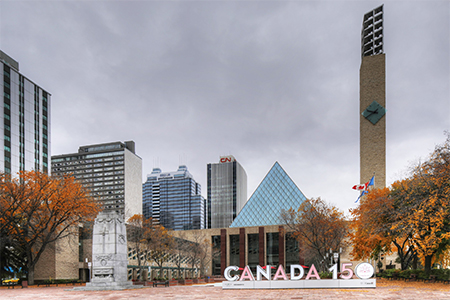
[51, 141, 142, 220]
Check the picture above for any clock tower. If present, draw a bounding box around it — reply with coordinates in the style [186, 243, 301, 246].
[360, 5, 386, 189]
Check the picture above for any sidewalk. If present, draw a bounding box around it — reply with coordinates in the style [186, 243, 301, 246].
[0, 279, 449, 300]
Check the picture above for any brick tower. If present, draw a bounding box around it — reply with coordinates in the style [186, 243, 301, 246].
[360, 5, 386, 189]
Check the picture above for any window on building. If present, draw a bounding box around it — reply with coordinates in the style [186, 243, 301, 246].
[212, 236, 221, 276]
[285, 233, 300, 272]
[266, 232, 279, 267]
[229, 235, 240, 267]
[247, 234, 259, 269]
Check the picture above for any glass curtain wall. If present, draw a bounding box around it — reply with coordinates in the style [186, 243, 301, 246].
[229, 235, 240, 267]
[285, 233, 299, 272]
[211, 235, 221, 275]
[266, 232, 279, 270]
[247, 234, 259, 269]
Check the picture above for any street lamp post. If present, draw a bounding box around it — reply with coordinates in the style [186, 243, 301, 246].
[329, 248, 342, 272]
[86, 258, 91, 282]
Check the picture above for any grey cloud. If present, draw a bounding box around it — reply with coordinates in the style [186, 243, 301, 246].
[1, 0, 448, 214]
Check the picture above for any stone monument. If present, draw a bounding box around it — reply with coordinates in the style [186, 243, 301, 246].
[74, 211, 139, 290]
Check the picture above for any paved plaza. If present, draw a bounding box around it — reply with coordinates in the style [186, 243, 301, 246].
[0, 279, 449, 299]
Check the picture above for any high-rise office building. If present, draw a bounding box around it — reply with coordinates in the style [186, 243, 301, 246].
[51, 141, 142, 220]
[1, 50, 51, 175]
[142, 165, 206, 231]
[207, 155, 247, 228]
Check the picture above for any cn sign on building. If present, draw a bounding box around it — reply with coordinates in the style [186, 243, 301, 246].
[220, 155, 236, 163]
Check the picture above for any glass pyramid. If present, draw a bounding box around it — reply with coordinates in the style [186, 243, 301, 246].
[230, 162, 307, 228]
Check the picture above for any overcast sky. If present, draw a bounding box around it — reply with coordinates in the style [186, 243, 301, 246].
[1, 0, 449, 214]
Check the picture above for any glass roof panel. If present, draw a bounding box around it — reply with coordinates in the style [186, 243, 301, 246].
[230, 162, 307, 228]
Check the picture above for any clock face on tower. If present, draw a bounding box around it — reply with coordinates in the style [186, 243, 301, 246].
[362, 100, 386, 125]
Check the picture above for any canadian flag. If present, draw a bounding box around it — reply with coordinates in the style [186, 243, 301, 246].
[352, 176, 375, 191]
[352, 183, 368, 191]
[354, 176, 375, 203]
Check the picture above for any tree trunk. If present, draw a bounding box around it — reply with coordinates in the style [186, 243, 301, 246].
[137, 255, 142, 281]
[26, 249, 35, 286]
[159, 264, 164, 278]
[0, 237, 4, 277]
[28, 264, 35, 285]
[412, 255, 418, 269]
[424, 255, 433, 274]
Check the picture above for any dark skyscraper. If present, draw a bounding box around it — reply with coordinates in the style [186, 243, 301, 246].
[207, 155, 247, 228]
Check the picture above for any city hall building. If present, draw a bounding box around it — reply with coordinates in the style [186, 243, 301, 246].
[36, 162, 316, 281]
[172, 162, 309, 277]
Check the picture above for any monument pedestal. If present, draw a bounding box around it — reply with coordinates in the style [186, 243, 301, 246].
[73, 211, 141, 291]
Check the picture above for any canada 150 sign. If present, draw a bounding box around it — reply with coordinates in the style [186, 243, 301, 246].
[222, 263, 376, 289]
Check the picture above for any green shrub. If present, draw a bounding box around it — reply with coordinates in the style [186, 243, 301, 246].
[414, 270, 427, 280]
[431, 269, 450, 281]
[319, 271, 333, 279]
[378, 269, 450, 281]
[398, 269, 413, 279]
[154, 277, 168, 281]
[380, 268, 400, 278]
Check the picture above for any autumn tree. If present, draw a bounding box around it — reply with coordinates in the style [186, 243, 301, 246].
[281, 197, 348, 270]
[0, 173, 27, 278]
[0, 171, 100, 284]
[127, 214, 149, 281]
[350, 133, 450, 273]
[184, 230, 212, 278]
[349, 185, 417, 270]
[436, 245, 450, 269]
[390, 134, 450, 272]
[195, 235, 213, 278]
[143, 219, 175, 278]
[172, 231, 191, 278]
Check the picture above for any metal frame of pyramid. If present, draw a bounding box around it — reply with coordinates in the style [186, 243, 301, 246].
[230, 162, 307, 228]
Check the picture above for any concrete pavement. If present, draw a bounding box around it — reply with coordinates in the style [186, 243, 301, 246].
[0, 279, 449, 299]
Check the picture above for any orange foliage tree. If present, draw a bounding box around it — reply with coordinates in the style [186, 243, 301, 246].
[349, 187, 393, 260]
[436, 246, 450, 269]
[390, 135, 450, 272]
[281, 197, 348, 270]
[349, 185, 417, 270]
[0, 171, 100, 284]
[143, 218, 174, 278]
[350, 133, 450, 273]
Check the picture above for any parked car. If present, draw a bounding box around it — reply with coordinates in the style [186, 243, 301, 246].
[2, 278, 19, 285]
